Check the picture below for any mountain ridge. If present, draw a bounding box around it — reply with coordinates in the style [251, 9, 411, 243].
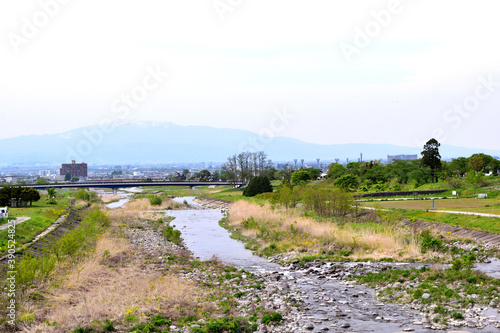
[1, 121, 498, 165]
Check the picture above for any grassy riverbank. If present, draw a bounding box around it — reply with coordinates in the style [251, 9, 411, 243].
[221, 201, 452, 263]
[0, 194, 70, 256]
[0, 198, 282, 332]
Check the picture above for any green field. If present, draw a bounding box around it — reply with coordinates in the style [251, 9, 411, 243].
[0, 195, 69, 255]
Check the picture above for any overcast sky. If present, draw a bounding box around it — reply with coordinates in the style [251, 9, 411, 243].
[1, 0, 499, 150]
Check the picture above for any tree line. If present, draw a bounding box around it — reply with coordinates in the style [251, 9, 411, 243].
[0, 186, 41, 206]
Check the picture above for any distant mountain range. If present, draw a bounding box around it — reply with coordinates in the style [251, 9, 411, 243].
[1, 121, 499, 165]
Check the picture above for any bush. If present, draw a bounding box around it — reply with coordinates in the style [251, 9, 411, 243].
[420, 230, 443, 252]
[262, 312, 282, 325]
[301, 185, 353, 217]
[162, 225, 181, 244]
[243, 176, 273, 197]
[149, 195, 163, 206]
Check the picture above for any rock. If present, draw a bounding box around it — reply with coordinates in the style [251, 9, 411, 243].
[304, 322, 314, 330]
[339, 322, 350, 328]
[422, 293, 431, 299]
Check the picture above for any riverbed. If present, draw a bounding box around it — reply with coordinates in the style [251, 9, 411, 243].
[160, 197, 500, 332]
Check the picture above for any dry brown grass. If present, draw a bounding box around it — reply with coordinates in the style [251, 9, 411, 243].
[16, 211, 208, 333]
[229, 200, 433, 260]
[107, 197, 186, 221]
[100, 194, 121, 203]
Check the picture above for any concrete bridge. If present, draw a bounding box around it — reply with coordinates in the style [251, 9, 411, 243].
[20, 181, 242, 194]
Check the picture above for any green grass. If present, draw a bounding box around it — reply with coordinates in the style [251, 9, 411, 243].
[207, 188, 272, 205]
[0, 195, 70, 255]
[396, 209, 500, 234]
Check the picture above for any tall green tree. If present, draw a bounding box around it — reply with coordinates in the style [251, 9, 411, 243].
[21, 188, 41, 206]
[0, 186, 12, 206]
[291, 170, 311, 185]
[421, 138, 441, 182]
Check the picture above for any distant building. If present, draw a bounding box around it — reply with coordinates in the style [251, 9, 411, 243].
[387, 154, 419, 163]
[60, 160, 88, 178]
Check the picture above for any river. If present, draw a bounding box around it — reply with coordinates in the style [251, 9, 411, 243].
[159, 197, 500, 332]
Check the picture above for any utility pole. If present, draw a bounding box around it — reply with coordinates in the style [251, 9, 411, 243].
[316, 158, 320, 169]
[300, 159, 304, 169]
[294, 159, 298, 170]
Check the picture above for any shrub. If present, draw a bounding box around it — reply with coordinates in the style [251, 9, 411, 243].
[162, 225, 181, 245]
[243, 176, 273, 197]
[420, 230, 443, 252]
[149, 195, 163, 206]
[262, 312, 282, 325]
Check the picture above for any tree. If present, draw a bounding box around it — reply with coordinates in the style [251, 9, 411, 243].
[305, 168, 321, 180]
[421, 138, 441, 182]
[465, 170, 485, 195]
[326, 163, 346, 179]
[447, 157, 469, 177]
[273, 181, 297, 209]
[198, 170, 211, 181]
[302, 185, 353, 217]
[468, 155, 485, 172]
[243, 176, 273, 197]
[334, 174, 359, 192]
[21, 188, 41, 206]
[36, 177, 50, 185]
[46, 188, 57, 204]
[0, 186, 12, 206]
[212, 170, 220, 181]
[291, 170, 311, 185]
[65, 173, 71, 181]
[71, 177, 80, 182]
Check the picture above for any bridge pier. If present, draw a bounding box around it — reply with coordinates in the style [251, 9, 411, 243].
[112, 188, 118, 195]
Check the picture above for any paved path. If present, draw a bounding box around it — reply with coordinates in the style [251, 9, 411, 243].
[0, 217, 31, 230]
[433, 209, 500, 218]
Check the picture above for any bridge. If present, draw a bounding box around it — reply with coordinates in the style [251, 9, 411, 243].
[20, 181, 242, 194]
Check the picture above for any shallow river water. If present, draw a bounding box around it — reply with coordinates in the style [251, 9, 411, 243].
[161, 197, 500, 333]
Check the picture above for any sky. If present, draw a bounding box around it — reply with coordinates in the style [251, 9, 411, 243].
[1, 0, 499, 150]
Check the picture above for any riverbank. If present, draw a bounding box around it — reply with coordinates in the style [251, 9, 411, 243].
[191, 198, 500, 331]
[0, 197, 298, 332]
